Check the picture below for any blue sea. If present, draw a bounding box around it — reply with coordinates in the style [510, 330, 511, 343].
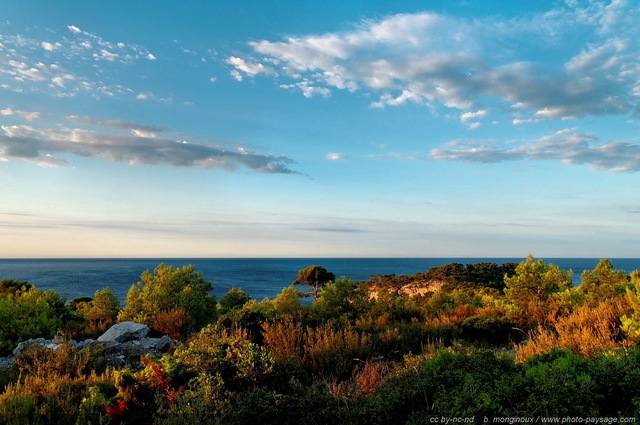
[1, 258, 639, 304]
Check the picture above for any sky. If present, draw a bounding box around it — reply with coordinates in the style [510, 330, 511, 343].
[1, 0, 639, 258]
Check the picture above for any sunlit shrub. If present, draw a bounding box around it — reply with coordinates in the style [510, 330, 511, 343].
[118, 263, 217, 340]
[67, 287, 121, 340]
[0, 286, 69, 355]
[305, 322, 372, 378]
[152, 307, 191, 341]
[262, 318, 306, 365]
[516, 301, 626, 361]
[0, 342, 116, 425]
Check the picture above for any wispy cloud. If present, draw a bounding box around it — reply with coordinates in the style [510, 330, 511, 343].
[430, 128, 640, 173]
[0, 116, 298, 173]
[0, 24, 157, 99]
[229, 1, 640, 120]
[326, 152, 347, 160]
[0, 107, 41, 121]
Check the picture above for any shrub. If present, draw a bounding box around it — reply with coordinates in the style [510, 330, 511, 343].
[118, 263, 217, 339]
[0, 286, 69, 355]
[67, 287, 121, 340]
[219, 288, 251, 315]
[0, 341, 116, 425]
[522, 349, 601, 416]
[516, 301, 626, 360]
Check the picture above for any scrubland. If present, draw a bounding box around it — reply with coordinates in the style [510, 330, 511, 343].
[1, 257, 640, 424]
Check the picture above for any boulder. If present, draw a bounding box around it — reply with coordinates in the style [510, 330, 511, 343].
[97, 321, 149, 343]
[12, 338, 46, 357]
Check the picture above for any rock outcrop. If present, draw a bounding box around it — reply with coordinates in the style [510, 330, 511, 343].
[2, 322, 179, 370]
[97, 321, 150, 343]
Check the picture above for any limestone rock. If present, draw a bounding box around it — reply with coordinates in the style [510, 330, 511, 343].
[97, 321, 149, 343]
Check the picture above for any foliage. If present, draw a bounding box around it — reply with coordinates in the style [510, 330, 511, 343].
[621, 271, 640, 341]
[515, 301, 626, 360]
[118, 263, 217, 340]
[0, 341, 116, 425]
[219, 287, 251, 314]
[0, 285, 69, 355]
[0, 279, 34, 295]
[579, 259, 630, 304]
[68, 287, 121, 339]
[504, 255, 573, 325]
[292, 265, 335, 299]
[4, 259, 640, 423]
[313, 277, 372, 321]
[271, 285, 307, 319]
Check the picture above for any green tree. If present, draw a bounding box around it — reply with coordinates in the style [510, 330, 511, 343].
[292, 265, 335, 300]
[504, 255, 573, 324]
[78, 287, 120, 323]
[0, 286, 69, 355]
[118, 263, 217, 339]
[219, 288, 251, 315]
[621, 271, 640, 341]
[313, 277, 371, 320]
[578, 259, 629, 304]
[0, 279, 33, 296]
[272, 285, 306, 318]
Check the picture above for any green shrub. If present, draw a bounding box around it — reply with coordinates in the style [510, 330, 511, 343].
[0, 286, 69, 355]
[118, 263, 217, 340]
[219, 288, 251, 315]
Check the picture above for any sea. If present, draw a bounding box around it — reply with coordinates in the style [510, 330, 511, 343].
[1, 258, 640, 304]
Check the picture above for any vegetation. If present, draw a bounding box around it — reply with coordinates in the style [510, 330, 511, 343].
[118, 263, 217, 340]
[2, 257, 640, 423]
[292, 265, 335, 299]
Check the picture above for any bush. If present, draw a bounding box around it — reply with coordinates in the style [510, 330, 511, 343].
[0, 341, 116, 425]
[0, 285, 69, 355]
[118, 263, 217, 340]
[219, 288, 251, 315]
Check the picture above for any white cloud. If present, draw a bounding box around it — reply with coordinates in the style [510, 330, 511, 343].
[280, 81, 330, 98]
[0, 107, 41, 121]
[41, 41, 61, 51]
[460, 109, 488, 122]
[0, 28, 156, 100]
[326, 153, 347, 160]
[226, 56, 276, 78]
[231, 2, 640, 121]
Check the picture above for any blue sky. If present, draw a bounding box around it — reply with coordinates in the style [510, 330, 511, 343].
[1, 0, 639, 258]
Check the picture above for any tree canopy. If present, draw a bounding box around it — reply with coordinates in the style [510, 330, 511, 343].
[292, 265, 335, 299]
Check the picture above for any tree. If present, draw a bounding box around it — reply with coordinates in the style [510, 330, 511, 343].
[118, 263, 217, 339]
[504, 255, 573, 324]
[219, 288, 251, 315]
[579, 259, 629, 304]
[313, 277, 371, 320]
[78, 288, 120, 326]
[292, 265, 335, 300]
[0, 285, 69, 355]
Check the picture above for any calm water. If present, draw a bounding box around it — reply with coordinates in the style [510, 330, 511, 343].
[1, 258, 639, 304]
